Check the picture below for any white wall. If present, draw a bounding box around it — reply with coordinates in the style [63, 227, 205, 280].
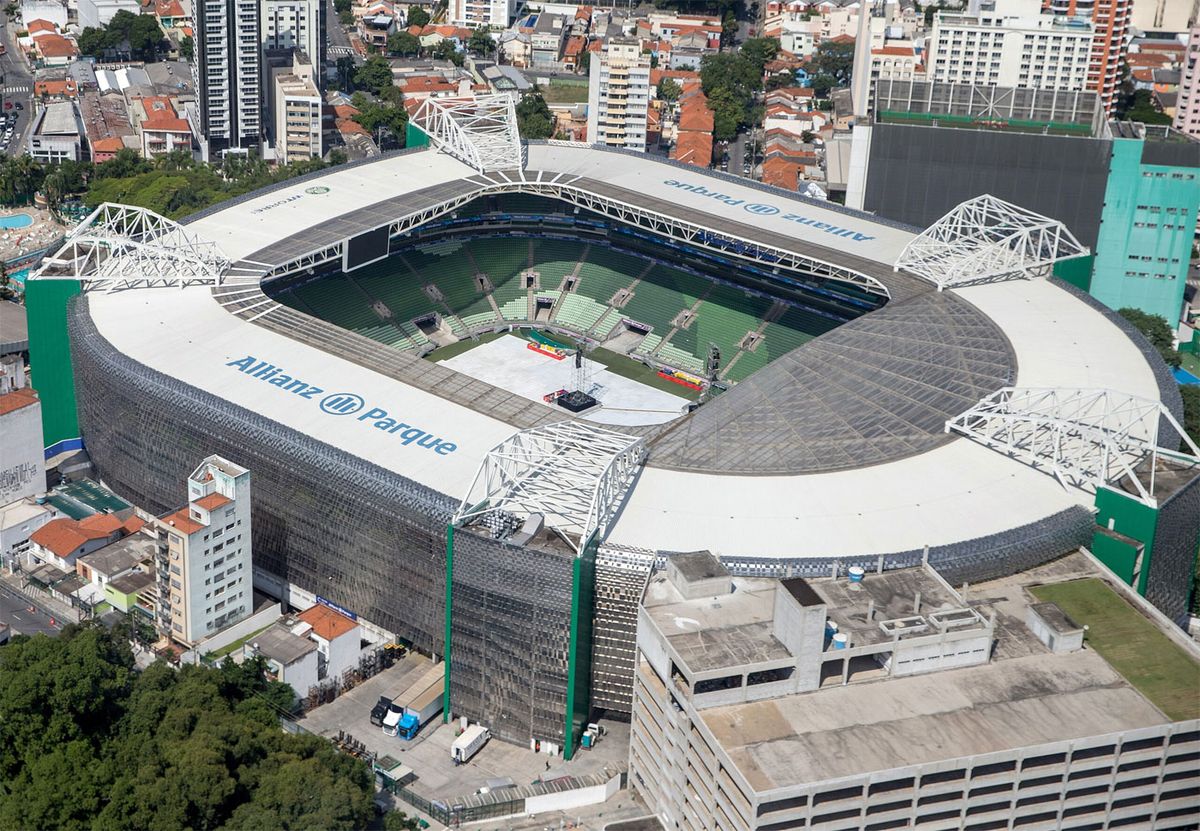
[525, 771, 621, 814]
[196, 600, 282, 655]
[0, 402, 45, 505]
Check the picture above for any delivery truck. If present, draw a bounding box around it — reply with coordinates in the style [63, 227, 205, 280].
[451, 724, 490, 764]
[382, 665, 444, 739]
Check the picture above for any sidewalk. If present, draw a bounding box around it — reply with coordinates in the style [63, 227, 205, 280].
[0, 568, 81, 624]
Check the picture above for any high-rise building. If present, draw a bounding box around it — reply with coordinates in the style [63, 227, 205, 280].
[261, 0, 324, 74]
[271, 52, 322, 164]
[927, 1, 1094, 91]
[450, 0, 513, 28]
[1174, 27, 1200, 140]
[1130, 0, 1198, 34]
[0, 355, 45, 508]
[1044, 0, 1132, 112]
[587, 38, 652, 153]
[195, 0, 262, 154]
[151, 456, 253, 645]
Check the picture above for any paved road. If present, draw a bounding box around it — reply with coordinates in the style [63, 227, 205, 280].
[0, 9, 34, 156]
[325, 0, 363, 69]
[0, 582, 62, 637]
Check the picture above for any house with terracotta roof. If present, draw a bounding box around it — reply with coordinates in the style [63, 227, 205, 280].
[296, 602, 364, 680]
[154, 0, 187, 28]
[34, 33, 79, 66]
[130, 95, 194, 158]
[34, 78, 78, 101]
[28, 513, 135, 571]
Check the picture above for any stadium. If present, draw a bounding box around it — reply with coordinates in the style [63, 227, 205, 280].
[29, 96, 1200, 756]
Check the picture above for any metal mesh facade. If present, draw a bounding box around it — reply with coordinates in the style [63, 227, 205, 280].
[447, 527, 578, 747]
[591, 546, 655, 714]
[68, 296, 455, 654]
[1146, 472, 1200, 626]
[862, 123, 1112, 248]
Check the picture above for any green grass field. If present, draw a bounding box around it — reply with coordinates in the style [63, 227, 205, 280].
[541, 83, 589, 104]
[589, 347, 702, 398]
[1030, 578, 1200, 721]
[1181, 350, 1200, 379]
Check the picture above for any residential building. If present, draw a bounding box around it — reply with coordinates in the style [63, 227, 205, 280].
[271, 53, 322, 163]
[1130, 0, 1198, 32]
[630, 551, 1200, 831]
[151, 455, 253, 645]
[587, 37, 652, 153]
[1174, 27, 1200, 139]
[927, 1, 1094, 91]
[19, 0, 67, 29]
[262, 0, 323, 68]
[27, 101, 83, 162]
[357, 6, 397, 50]
[78, 90, 136, 160]
[154, 0, 190, 30]
[78, 0, 141, 29]
[27, 512, 141, 572]
[530, 13, 567, 69]
[0, 356, 45, 507]
[0, 499, 57, 573]
[1043, 0, 1133, 112]
[195, 0, 262, 154]
[104, 567, 157, 619]
[450, 0, 512, 30]
[130, 95, 194, 158]
[670, 75, 713, 167]
[76, 531, 155, 590]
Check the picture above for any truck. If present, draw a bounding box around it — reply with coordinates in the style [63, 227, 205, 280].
[451, 724, 490, 764]
[382, 665, 444, 740]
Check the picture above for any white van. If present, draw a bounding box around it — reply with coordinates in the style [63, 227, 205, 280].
[450, 724, 490, 764]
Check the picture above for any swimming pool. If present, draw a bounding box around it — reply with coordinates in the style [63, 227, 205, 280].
[0, 214, 33, 229]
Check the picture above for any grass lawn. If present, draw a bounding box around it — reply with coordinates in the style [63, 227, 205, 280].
[1030, 578, 1200, 721]
[424, 331, 507, 362]
[208, 623, 276, 659]
[542, 83, 589, 104]
[1181, 350, 1200, 379]
[590, 347, 702, 398]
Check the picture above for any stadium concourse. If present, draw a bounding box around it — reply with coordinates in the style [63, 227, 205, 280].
[30, 99, 1199, 756]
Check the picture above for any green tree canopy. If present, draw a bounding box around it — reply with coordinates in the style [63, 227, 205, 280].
[657, 77, 683, 103]
[1180, 385, 1199, 453]
[354, 54, 395, 96]
[807, 38, 855, 96]
[389, 30, 421, 56]
[179, 34, 193, 60]
[467, 28, 494, 55]
[516, 91, 554, 139]
[0, 624, 373, 831]
[1118, 307, 1181, 368]
[406, 6, 430, 27]
[433, 38, 464, 65]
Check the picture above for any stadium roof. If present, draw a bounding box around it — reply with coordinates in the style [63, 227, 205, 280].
[79, 145, 1168, 562]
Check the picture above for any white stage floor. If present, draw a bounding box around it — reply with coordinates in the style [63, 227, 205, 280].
[441, 334, 689, 426]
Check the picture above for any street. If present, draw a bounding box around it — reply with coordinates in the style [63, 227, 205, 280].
[325, 0, 362, 66]
[0, 581, 62, 637]
[0, 8, 34, 157]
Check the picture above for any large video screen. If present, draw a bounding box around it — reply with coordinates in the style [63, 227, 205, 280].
[344, 226, 391, 271]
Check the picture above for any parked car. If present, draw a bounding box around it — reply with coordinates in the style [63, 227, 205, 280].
[3, 102, 11, 110]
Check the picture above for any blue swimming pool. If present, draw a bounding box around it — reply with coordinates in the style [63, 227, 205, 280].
[0, 214, 33, 229]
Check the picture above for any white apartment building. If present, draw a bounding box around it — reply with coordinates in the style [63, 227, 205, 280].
[629, 551, 1200, 831]
[152, 456, 253, 645]
[587, 38, 652, 153]
[1174, 27, 1200, 140]
[262, 0, 323, 70]
[271, 52, 322, 163]
[451, 0, 513, 28]
[928, 0, 1094, 90]
[195, 0, 262, 154]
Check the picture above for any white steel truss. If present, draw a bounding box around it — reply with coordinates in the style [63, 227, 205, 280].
[946, 387, 1200, 507]
[412, 95, 523, 173]
[32, 202, 230, 291]
[454, 422, 647, 556]
[254, 178, 889, 302]
[896, 195, 1088, 291]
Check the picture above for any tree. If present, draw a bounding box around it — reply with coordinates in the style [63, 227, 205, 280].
[353, 95, 409, 145]
[516, 91, 554, 139]
[0, 624, 373, 831]
[1124, 89, 1172, 125]
[0, 155, 46, 205]
[128, 13, 166, 60]
[807, 38, 855, 96]
[467, 27, 494, 56]
[1118, 307, 1181, 368]
[1181, 385, 1199, 453]
[179, 34, 193, 60]
[578, 50, 591, 74]
[433, 38, 464, 66]
[657, 77, 683, 103]
[739, 36, 779, 74]
[766, 70, 796, 90]
[334, 0, 352, 12]
[354, 54, 395, 96]
[77, 26, 109, 57]
[406, 5, 430, 27]
[707, 86, 743, 142]
[336, 55, 357, 90]
[389, 30, 421, 56]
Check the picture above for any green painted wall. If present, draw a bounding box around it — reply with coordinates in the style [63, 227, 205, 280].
[1090, 530, 1141, 584]
[406, 122, 431, 149]
[1053, 255, 1093, 292]
[1089, 139, 1199, 322]
[24, 279, 82, 452]
[1093, 486, 1159, 595]
[563, 536, 596, 762]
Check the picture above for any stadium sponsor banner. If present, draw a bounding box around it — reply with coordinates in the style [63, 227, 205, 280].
[224, 355, 458, 456]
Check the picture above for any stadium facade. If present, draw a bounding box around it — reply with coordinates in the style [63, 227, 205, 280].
[849, 81, 1200, 324]
[26, 112, 1200, 757]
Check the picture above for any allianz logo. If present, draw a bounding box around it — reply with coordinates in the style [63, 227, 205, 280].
[226, 356, 457, 456]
